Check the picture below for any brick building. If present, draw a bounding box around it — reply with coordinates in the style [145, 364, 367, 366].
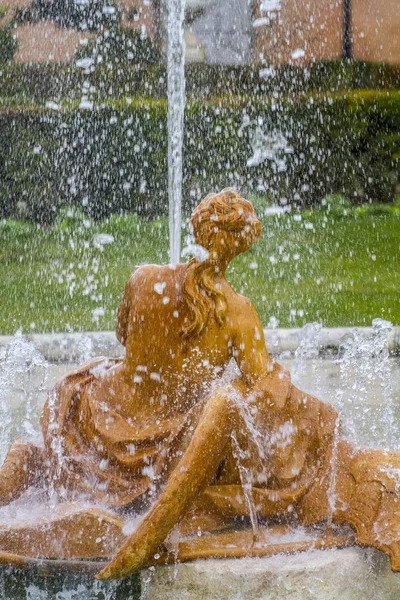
[1, 0, 400, 65]
[253, 0, 400, 66]
[144, 0, 400, 66]
[0, 0, 159, 63]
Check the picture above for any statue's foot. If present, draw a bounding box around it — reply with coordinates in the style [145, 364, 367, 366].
[177, 498, 232, 537]
[388, 542, 400, 571]
[177, 514, 232, 538]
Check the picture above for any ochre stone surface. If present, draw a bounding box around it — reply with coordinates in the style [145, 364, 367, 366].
[1, 190, 400, 582]
[0, 505, 125, 559]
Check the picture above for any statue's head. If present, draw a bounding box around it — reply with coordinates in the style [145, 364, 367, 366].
[190, 189, 262, 264]
[182, 189, 261, 338]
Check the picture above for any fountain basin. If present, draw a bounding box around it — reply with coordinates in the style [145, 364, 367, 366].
[0, 565, 140, 600]
[0, 546, 399, 599]
[141, 548, 400, 600]
[1, 326, 399, 362]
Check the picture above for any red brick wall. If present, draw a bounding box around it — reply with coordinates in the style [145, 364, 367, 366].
[253, 0, 343, 66]
[14, 23, 95, 63]
[253, 0, 400, 65]
[5, 0, 400, 65]
[352, 0, 400, 64]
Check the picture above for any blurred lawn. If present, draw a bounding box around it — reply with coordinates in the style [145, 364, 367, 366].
[0, 206, 399, 335]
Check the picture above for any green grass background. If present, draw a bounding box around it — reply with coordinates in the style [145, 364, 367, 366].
[1, 202, 399, 335]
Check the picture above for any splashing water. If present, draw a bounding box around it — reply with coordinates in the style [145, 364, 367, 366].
[291, 322, 322, 394]
[4, 573, 125, 600]
[167, 0, 186, 264]
[231, 431, 259, 538]
[327, 319, 397, 520]
[0, 331, 48, 464]
[336, 319, 397, 449]
[227, 379, 271, 537]
[242, 118, 293, 170]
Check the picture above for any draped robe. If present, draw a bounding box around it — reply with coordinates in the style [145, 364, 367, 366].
[41, 357, 338, 522]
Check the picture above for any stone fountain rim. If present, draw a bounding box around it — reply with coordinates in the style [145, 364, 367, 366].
[0, 327, 399, 363]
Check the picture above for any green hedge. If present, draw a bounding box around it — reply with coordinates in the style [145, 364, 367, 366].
[0, 27, 18, 63]
[1, 90, 400, 222]
[1, 60, 400, 104]
[14, 0, 119, 31]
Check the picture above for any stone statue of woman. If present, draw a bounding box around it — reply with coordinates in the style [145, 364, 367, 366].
[0, 189, 399, 580]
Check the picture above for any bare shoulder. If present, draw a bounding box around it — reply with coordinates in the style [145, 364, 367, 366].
[124, 264, 183, 294]
[223, 284, 262, 335]
[224, 284, 257, 316]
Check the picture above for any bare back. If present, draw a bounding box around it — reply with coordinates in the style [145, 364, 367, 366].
[90, 263, 255, 422]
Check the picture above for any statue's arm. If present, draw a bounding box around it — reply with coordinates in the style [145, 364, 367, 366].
[233, 298, 290, 410]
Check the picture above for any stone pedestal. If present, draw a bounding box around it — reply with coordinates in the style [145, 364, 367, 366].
[141, 548, 400, 600]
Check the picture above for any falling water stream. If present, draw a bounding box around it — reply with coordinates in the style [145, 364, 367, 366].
[167, 0, 186, 264]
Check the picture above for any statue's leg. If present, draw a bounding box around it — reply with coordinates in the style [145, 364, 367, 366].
[97, 381, 245, 580]
[0, 439, 46, 505]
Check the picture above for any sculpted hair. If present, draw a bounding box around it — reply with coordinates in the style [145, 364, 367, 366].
[181, 189, 260, 339]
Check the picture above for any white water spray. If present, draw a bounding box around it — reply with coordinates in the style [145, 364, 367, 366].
[167, 0, 186, 264]
[0, 331, 47, 464]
